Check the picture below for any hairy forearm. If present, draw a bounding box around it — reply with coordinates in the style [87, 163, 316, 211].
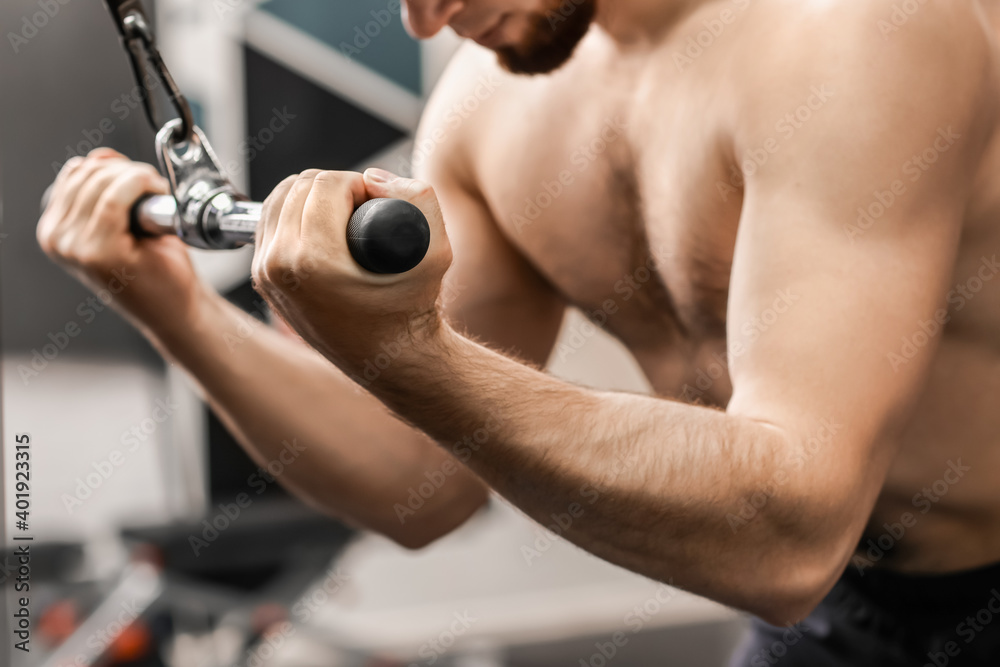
[144, 288, 488, 547]
[355, 324, 854, 619]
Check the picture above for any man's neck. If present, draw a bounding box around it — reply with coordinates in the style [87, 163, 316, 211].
[594, 0, 709, 45]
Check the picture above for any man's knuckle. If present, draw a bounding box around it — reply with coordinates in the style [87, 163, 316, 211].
[250, 263, 265, 286]
[289, 250, 311, 274]
[264, 249, 291, 276]
[252, 263, 276, 292]
[96, 205, 127, 227]
[74, 247, 102, 268]
[60, 156, 85, 176]
[67, 160, 100, 186]
[57, 241, 81, 264]
[88, 147, 120, 159]
[406, 179, 434, 199]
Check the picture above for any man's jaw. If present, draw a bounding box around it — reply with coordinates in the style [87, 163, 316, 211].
[404, 0, 597, 76]
[494, 0, 597, 75]
[469, 14, 510, 48]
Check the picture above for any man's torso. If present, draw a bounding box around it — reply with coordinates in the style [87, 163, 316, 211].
[428, 0, 1000, 574]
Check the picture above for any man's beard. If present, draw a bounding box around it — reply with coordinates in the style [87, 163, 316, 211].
[496, 0, 596, 75]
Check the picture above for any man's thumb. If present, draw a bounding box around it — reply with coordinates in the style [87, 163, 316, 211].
[362, 168, 441, 217]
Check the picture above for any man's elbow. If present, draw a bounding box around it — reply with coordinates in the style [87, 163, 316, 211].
[385, 516, 470, 551]
[389, 529, 441, 551]
[753, 573, 831, 627]
[746, 535, 851, 626]
[382, 489, 491, 551]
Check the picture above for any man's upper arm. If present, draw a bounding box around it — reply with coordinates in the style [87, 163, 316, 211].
[433, 168, 565, 366]
[415, 50, 565, 366]
[725, 4, 992, 526]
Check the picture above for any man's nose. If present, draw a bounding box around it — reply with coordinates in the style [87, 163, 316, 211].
[403, 0, 466, 39]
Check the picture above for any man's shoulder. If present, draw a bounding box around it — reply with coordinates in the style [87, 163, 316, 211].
[726, 0, 996, 144]
[413, 42, 521, 183]
[734, 0, 992, 88]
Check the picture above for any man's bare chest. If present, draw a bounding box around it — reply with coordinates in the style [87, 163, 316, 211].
[478, 81, 744, 352]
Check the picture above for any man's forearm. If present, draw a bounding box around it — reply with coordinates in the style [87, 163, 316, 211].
[354, 324, 856, 620]
[145, 288, 489, 547]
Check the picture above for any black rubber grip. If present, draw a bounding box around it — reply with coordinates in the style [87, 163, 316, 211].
[346, 198, 430, 275]
[129, 194, 156, 238]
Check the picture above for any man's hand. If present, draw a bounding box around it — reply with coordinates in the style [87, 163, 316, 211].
[251, 168, 454, 371]
[37, 148, 204, 338]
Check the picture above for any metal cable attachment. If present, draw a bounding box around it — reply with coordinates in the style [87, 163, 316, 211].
[154, 118, 253, 250]
[102, 0, 195, 142]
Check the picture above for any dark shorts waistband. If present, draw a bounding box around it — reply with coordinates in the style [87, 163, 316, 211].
[841, 559, 1000, 620]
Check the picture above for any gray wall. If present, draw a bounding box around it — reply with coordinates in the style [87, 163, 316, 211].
[1, 0, 161, 360]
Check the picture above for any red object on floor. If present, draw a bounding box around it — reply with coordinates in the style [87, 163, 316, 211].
[109, 621, 153, 663]
[38, 600, 78, 645]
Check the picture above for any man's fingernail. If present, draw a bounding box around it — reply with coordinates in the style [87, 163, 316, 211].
[365, 168, 398, 184]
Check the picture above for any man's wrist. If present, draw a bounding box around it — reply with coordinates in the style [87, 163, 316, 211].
[345, 313, 459, 390]
[139, 284, 224, 361]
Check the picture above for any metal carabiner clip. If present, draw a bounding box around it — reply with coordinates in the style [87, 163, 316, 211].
[84, 0, 430, 271]
[102, 0, 194, 143]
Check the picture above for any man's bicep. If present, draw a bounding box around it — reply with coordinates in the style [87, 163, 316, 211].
[725, 184, 962, 455]
[433, 173, 565, 367]
[413, 42, 562, 365]
[724, 3, 990, 452]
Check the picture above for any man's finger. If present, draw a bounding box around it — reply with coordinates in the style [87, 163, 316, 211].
[274, 170, 322, 249]
[300, 171, 368, 248]
[86, 165, 169, 242]
[257, 173, 301, 255]
[59, 157, 129, 222]
[66, 161, 133, 230]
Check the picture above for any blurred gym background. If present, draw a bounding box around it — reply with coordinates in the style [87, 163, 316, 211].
[0, 1, 748, 665]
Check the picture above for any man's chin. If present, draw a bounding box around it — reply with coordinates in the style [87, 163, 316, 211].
[493, 0, 596, 75]
[495, 44, 578, 75]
